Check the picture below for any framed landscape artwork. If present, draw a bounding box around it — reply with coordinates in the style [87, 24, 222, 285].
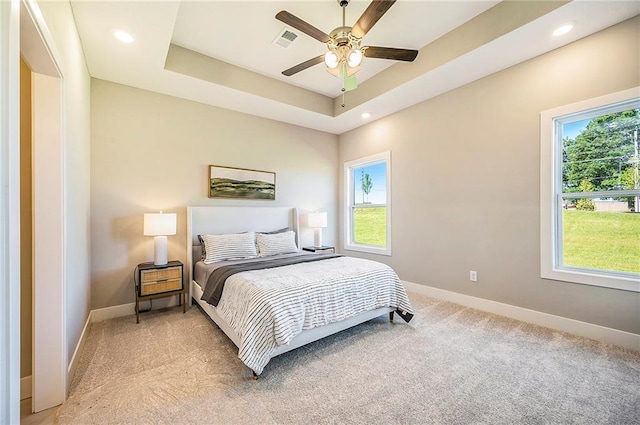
[208, 165, 276, 200]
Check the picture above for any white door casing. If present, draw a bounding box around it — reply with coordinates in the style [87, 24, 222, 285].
[0, 0, 22, 423]
[21, 0, 67, 413]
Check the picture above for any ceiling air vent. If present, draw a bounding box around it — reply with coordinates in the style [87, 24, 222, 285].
[273, 28, 298, 48]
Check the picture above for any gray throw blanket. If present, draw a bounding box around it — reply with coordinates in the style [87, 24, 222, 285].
[201, 253, 343, 307]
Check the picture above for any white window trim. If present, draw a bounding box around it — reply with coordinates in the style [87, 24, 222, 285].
[540, 87, 640, 293]
[344, 151, 391, 256]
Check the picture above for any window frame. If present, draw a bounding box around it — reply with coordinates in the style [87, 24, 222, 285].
[540, 87, 640, 293]
[344, 151, 392, 256]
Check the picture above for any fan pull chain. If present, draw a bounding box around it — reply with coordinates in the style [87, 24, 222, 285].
[341, 88, 345, 108]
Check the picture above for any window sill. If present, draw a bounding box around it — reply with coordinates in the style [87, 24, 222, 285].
[344, 244, 391, 256]
[542, 267, 639, 293]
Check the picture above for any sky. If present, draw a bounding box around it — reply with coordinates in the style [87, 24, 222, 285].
[354, 162, 387, 205]
[562, 118, 590, 140]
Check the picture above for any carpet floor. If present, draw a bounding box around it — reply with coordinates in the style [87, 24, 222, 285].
[56, 293, 640, 424]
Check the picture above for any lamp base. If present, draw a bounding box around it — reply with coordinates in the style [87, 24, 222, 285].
[153, 235, 168, 266]
[313, 228, 323, 248]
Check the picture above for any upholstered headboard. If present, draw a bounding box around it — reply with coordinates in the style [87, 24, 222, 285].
[186, 206, 299, 298]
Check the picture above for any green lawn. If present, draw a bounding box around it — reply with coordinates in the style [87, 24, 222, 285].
[353, 207, 640, 274]
[563, 210, 640, 274]
[353, 207, 386, 246]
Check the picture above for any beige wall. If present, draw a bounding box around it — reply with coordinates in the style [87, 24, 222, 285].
[36, 0, 92, 369]
[20, 57, 32, 379]
[339, 16, 640, 334]
[90, 80, 339, 309]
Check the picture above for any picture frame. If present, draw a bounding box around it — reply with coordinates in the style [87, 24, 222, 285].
[208, 165, 276, 200]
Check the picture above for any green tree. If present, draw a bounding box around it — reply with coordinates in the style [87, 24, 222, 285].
[563, 109, 640, 192]
[620, 167, 639, 211]
[575, 179, 595, 211]
[620, 166, 638, 190]
[361, 170, 372, 203]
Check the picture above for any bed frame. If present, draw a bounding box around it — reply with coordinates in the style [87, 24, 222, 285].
[186, 206, 393, 374]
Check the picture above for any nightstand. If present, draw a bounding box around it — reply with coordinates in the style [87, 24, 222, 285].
[135, 260, 185, 323]
[302, 246, 335, 254]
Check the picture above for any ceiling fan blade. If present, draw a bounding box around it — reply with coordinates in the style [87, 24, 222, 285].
[351, 0, 397, 39]
[275, 11, 330, 43]
[364, 46, 418, 62]
[282, 55, 325, 76]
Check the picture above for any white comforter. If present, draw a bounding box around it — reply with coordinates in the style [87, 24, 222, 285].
[215, 256, 413, 374]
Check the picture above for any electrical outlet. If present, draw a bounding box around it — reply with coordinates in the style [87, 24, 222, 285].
[470, 270, 478, 282]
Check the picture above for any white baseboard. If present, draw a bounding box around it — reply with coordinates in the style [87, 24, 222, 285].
[91, 303, 135, 322]
[91, 295, 183, 323]
[403, 281, 640, 352]
[67, 311, 92, 392]
[20, 376, 32, 400]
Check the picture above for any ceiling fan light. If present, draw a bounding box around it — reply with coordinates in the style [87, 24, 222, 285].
[345, 65, 361, 77]
[347, 49, 363, 67]
[324, 51, 340, 69]
[325, 66, 341, 77]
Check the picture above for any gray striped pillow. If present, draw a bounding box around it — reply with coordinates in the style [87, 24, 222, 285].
[256, 230, 298, 257]
[201, 231, 258, 264]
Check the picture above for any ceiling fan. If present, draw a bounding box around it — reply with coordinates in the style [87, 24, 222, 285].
[276, 0, 418, 88]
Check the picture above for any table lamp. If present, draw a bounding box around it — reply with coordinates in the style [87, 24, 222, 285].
[143, 211, 176, 265]
[307, 212, 327, 248]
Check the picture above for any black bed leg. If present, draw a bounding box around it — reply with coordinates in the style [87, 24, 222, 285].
[389, 311, 394, 323]
[252, 371, 259, 380]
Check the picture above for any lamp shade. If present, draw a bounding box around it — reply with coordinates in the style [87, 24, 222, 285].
[324, 51, 339, 68]
[347, 49, 363, 67]
[307, 212, 327, 228]
[143, 212, 176, 236]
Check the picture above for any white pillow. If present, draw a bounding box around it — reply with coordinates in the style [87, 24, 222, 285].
[256, 230, 298, 257]
[201, 231, 257, 264]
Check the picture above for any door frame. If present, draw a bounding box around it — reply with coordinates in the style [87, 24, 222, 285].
[21, 0, 67, 414]
[0, 0, 22, 422]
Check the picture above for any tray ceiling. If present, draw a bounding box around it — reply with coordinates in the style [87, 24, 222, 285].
[70, 1, 640, 134]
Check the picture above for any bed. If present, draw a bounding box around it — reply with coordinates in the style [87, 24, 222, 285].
[186, 206, 413, 376]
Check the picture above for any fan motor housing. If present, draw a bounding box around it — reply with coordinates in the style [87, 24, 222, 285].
[330, 26, 352, 46]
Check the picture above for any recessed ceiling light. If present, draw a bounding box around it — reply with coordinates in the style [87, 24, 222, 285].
[361, 112, 371, 119]
[553, 23, 574, 37]
[113, 30, 134, 44]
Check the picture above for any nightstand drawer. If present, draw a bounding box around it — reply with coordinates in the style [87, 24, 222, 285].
[140, 266, 181, 283]
[135, 260, 185, 323]
[138, 263, 183, 297]
[140, 278, 182, 296]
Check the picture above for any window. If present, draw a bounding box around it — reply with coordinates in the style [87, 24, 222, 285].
[344, 151, 391, 255]
[541, 88, 640, 292]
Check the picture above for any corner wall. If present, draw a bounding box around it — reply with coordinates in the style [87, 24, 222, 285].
[90, 80, 339, 309]
[338, 16, 640, 334]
